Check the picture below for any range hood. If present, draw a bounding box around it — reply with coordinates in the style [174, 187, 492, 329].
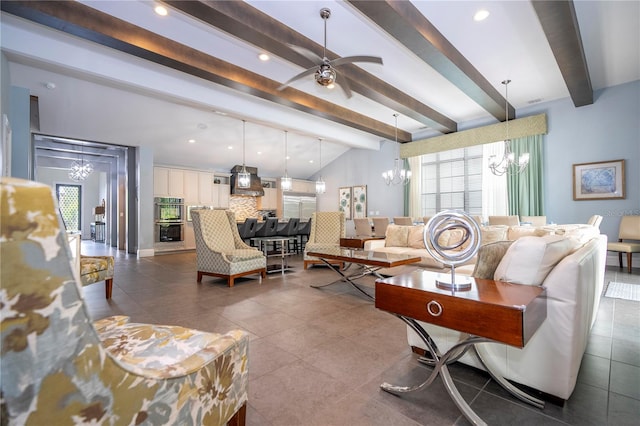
[230, 165, 264, 196]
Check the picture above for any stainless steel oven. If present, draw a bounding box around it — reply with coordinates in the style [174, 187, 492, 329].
[155, 222, 184, 242]
[154, 197, 185, 242]
[154, 197, 184, 222]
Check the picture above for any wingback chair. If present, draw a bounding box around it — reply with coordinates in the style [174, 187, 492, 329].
[1, 177, 249, 426]
[303, 211, 346, 269]
[192, 209, 267, 287]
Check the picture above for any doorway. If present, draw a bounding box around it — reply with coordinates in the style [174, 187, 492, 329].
[56, 183, 82, 231]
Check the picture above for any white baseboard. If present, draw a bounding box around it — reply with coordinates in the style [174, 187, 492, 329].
[137, 248, 155, 258]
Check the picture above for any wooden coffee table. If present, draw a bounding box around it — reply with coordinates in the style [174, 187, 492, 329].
[375, 269, 547, 425]
[339, 236, 385, 249]
[306, 247, 420, 300]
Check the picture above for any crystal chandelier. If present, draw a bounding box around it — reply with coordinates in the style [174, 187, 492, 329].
[237, 120, 250, 188]
[382, 113, 411, 185]
[68, 147, 93, 181]
[488, 80, 530, 176]
[281, 130, 292, 191]
[315, 138, 326, 194]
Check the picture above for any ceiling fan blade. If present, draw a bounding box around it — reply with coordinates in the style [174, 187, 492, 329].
[287, 43, 324, 65]
[330, 55, 383, 68]
[277, 66, 319, 91]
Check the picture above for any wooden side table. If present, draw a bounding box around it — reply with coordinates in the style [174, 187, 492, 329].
[375, 269, 547, 425]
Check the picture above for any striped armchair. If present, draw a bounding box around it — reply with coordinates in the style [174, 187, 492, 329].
[192, 209, 267, 287]
[1, 178, 249, 426]
[303, 211, 346, 269]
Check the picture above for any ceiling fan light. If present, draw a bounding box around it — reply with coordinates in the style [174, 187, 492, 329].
[315, 65, 336, 86]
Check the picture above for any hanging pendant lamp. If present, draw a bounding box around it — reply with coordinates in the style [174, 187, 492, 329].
[238, 120, 251, 188]
[488, 80, 530, 176]
[315, 138, 326, 194]
[281, 130, 292, 191]
[382, 113, 411, 185]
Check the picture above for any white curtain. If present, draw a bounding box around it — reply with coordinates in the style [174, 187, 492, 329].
[408, 156, 422, 219]
[482, 141, 508, 220]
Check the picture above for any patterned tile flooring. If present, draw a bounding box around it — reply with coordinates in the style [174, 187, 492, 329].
[82, 242, 639, 425]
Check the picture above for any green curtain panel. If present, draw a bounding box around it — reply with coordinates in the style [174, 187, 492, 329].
[507, 135, 545, 216]
[403, 158, 411, 216]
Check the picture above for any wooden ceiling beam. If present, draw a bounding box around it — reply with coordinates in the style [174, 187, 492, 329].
[163, 0, 457, 134]
[347, 0, 514, 122]
[531, 0, 593, 107]
[1, 0, 409, 141]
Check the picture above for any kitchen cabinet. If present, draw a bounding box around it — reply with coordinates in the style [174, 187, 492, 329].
[183, 170, 199, 203]
[168, 169, 184, 197]
[184, 223, 196, 250]
[153, 167, 170, 196]
[216, 184, 230, 208]
[198, 172, 214, 204]
[260, 187, 278, 210]
[290, 179, 316, 194]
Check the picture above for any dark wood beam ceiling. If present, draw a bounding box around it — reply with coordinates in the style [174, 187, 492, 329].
[1, 0, 411, 142]
[347, 0, 514, 122]
[531, 0, 593, 107]
[163, 0, 457, 134]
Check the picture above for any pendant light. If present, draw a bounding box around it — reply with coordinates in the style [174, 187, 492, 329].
[281, 130, 292, 191]
[237, 120, 251, 188]
[315, 138, 326, 194]
[488, 80, 530, 176]
[382, 113, 411, 185]
[68, 145, 93, 181]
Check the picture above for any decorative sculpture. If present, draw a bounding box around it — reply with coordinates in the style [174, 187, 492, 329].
[423, 210, 482, 290]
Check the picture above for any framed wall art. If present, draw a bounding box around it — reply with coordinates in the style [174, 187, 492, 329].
[352, 185, 367, 219]
[573, 159, 625, 200]
[338, 186, 352, 220]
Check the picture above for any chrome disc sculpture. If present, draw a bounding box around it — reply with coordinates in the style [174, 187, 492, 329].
[423, 210, 482, 290]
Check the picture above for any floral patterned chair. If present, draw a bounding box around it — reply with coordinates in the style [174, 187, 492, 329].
[80, 254, 114, 298]
[303, 211, 346, 269]
[192, 209, 267, 287]
[0, 177, 249, 426]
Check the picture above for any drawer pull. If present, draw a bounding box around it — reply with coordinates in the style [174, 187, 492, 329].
[427, 300, 443, 317]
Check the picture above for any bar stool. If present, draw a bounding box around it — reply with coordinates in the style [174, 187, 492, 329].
[277, 218, 300, 253]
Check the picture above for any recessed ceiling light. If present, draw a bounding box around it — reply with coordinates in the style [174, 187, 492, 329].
[154, 5, 168, 16]
[228, 146, 233, 150]
[188, 139, 196, 144]
[257, 151, 262, 155]
[473, 9, 490, 22]
[44, 82, 56, 90]
[309, 160, 314, 164]
[258, 53, 270, 61]
[286, 156, 290, 160]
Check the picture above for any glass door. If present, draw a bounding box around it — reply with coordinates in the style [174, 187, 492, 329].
[56, 184, 82, 231]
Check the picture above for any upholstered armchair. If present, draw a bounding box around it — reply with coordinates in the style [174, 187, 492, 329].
[607, 215, 640, 273]
[192, 209, 266, 287]
[1, 177, 249, 426]
[80, 254, 114, 298]
[303, 211, 346, 269]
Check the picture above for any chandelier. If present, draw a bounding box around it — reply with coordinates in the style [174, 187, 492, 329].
[68, 147, 93, 181]
[281, 130, 292, 191]
[238, 120, 251, 188]
[315, 138, 326, 194]
[382, 113, 411, 185]
[488, 80, 530, 176]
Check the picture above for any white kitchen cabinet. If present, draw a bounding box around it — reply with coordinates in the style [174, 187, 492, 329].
[198, 172, 214, 204]
[290, 179, 315, 194]
[168, 169, 184, 197]
[153, 167, 170, 196]
[184, 223, 196, 250]
[217, 184, 230, 208]
[260, 187, 278, 210]
[183, 170, 199, 203]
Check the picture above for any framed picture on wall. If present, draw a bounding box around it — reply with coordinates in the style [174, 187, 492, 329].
[573, 159, 625, 200]
[352, 185, 367, 219]
[338, 186, 352, 220]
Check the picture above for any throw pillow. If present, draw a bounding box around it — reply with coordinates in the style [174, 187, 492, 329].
[480, 225, 508, 245]
[494, 235, 579, 285]
[472, 241, 513, 280]
[385, 224, 410, 247]
[407, 225, 426, 248]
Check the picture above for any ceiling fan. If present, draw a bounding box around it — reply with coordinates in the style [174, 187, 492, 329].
[277, 7, 383, 98]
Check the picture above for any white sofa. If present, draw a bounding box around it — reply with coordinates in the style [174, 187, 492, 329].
[405, 232, 608, 401]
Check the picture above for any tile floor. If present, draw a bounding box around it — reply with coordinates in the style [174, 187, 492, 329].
[82, 243, 639, 425]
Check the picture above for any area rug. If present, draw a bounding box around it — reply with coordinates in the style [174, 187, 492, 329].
[604, 282, 640, 302]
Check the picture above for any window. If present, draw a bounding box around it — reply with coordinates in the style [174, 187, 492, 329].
[419, 146, 483, 216]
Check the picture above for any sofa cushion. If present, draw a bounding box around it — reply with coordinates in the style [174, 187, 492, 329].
[407, 225, 426, 248]
[480, 225, 508, 245]
[385, 224, 410, 247]
[494, 235, 578, 285]
[507, 225, 550, 240]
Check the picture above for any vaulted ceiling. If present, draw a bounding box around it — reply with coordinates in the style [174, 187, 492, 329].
[1, 1, 638, 178]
